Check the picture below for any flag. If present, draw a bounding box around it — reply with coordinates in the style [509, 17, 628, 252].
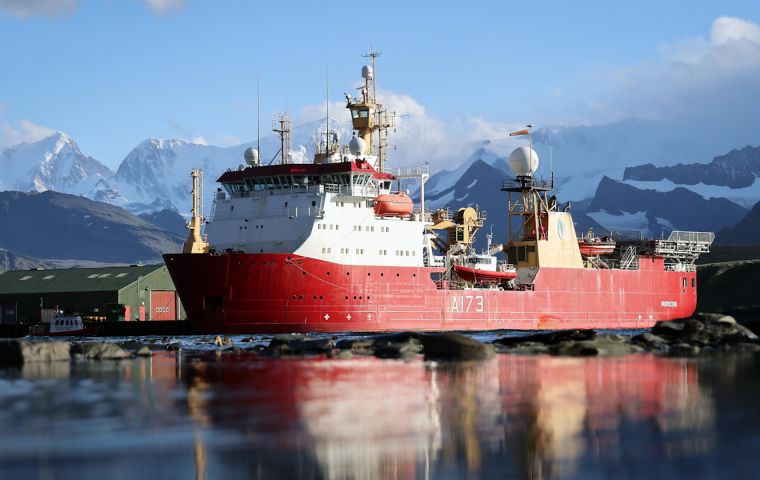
[509, 129, 530, 137]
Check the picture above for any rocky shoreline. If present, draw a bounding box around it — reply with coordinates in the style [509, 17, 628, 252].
[0, 312, 758, 366]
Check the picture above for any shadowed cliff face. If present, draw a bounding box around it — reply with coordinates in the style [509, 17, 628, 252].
[698, 259, 760, 320]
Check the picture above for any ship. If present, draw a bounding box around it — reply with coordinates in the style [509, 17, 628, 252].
[163, 53, 715, 334]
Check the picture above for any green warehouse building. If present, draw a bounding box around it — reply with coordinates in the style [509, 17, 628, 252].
[0, 265, 185, 324]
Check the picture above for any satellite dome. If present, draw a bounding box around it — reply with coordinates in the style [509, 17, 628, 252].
[244, 147, 259, 166]
[508, 147, 539, 176]
[349, 135, 366, 155]
[361, 65, 373, 80]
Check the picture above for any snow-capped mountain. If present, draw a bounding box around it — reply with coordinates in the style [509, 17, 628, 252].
[622, 145, 760, 209]
[585, 177, 747, 236]
[91, 117, 352, 216]
[0, 132, 113, 194]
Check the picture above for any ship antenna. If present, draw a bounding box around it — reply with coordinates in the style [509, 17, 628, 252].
[325, 64, 330, 157]
[257, 74, 261, 157]
[549, 127, 554, 187]
[362, 48, 381, 104]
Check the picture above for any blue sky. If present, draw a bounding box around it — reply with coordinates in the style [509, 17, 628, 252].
[1, 0, 760, 169]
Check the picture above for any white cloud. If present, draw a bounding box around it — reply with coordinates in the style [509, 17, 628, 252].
[189, 136, 207, 146]
[574, 16, 760, 132]
[0, 119, 56, 148]
[0, 0, 78, 18]
[711, 16, 760, 45]
[142, 0, 186, 15]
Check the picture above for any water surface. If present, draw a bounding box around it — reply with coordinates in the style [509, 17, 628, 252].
[0, 339, 758, 479]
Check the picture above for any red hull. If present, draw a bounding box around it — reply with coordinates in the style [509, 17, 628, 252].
[164, 253, 697, 334]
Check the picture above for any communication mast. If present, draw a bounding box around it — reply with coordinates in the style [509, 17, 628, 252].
[346, 49, 395, 172]
[272, 113, 292, 164]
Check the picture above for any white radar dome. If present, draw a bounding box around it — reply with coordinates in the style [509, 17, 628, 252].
[361, 65, 373, 79]
[349, 135, 367, 155]
[508, 146, 539, 176]
[244, 147, 260, 166]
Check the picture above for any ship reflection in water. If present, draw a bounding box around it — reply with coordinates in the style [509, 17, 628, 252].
[1, 349, 760, 479]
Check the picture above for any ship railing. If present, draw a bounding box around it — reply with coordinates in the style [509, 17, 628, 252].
[386, 164, 430, 179]
[322, 183, 377, 197]
[664, 261, 697, 272]
[653, 231, 714, 258]
[501, 177, 554, 191]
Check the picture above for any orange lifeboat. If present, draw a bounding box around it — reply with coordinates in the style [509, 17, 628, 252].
[578, 238, 616, 256]
[373, 192, 413, 217]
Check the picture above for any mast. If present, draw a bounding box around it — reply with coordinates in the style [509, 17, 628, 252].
[183, 169, 209, 254]
[346, 49, 395, 172]
[272, 113, 292, 164]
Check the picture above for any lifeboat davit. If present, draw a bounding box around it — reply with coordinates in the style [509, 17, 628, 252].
[578, 238, 616, 256]
[453, 265, 518, 284]
[373, 192, 413, 217]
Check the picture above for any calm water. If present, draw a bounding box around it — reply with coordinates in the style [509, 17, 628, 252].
[0, 338, 759, 479]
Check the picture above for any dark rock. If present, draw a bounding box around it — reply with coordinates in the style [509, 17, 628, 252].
[631, 333, 668, 349]
[373, 338, 422, 360]
[550, 338, 642, 357]
[134, 346, 153, 357]
[240, 337, 254, 343]
[165, 343, 181, 351]
[494, 330, 596, 347]
[495, 342, 550, 355]
[419, 333, 495, 361]
[0, 340, 70, 366]
[266, 334, 335, 356]
[335, 337, 377, 352]
[79, 343, 130, 360]
[669, 343, 701, 356]
[652, 320, 686, 336]
[653, 314, 758, 347]
[328, 349, 353, 360]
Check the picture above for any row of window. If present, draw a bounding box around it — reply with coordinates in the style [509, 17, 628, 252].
[321, 248, 416, 257]
[317, 224, 340, 231]
[317, 224, 392, 233]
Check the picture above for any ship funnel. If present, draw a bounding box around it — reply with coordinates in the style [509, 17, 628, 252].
[349, 135, 367, 155]
[508, 146, 539, 177]
[361, 65, 373, 80]
[244, 147, 260, 166]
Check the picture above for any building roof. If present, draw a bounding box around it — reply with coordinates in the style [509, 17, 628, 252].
[0, 265, 165, 295]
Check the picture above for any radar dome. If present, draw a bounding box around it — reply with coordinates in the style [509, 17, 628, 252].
[244, 147, 259, 166]
[349, 135, 367, 155]
[361, 65, 373, 80]
[508, 147, 539, 176]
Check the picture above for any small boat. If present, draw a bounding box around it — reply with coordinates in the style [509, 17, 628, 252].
[29, 314, 97, 337]
[578, 238, 616, 256]
[453, 263, 518, 284]
[373, 192, 413, 217]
